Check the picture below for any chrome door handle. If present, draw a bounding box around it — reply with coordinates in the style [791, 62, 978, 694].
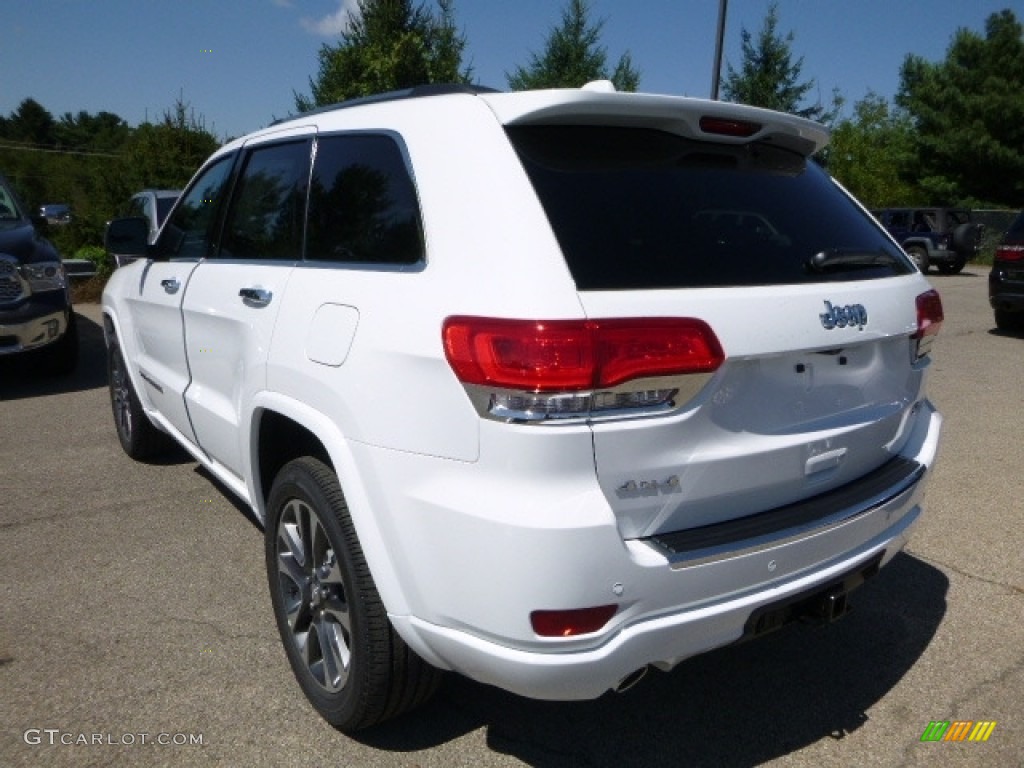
[160, 278, 180, 293]
[239, 287, 273, 306]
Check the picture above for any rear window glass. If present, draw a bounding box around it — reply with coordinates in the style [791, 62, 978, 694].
[508, 126, 911, 290]
[1007, 212, 1024, 236]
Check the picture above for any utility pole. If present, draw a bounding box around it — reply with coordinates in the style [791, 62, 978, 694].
[710, 0, 728, 100]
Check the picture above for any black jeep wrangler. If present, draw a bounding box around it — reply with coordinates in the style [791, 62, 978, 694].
[872, 207, 982, 274]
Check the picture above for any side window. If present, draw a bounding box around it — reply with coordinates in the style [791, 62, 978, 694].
[306, 134, 424, 264]
[126, 197, 145, 218]
[219, 140, 311, 261]
[155, 155, 235, 260]
[889, 211, 910, 229]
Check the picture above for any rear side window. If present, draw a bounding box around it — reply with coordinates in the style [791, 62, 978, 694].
[508, 126, 911, 290]
[305, 133, 423, 265]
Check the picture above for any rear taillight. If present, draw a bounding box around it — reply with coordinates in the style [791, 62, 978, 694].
[995, 244, 1024, 262]
[913, 289, 944, 360]
[442, 317, 724, 422]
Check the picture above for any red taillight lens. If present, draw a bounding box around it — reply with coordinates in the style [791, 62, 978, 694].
[530, 605, 618, 637]
[995, 244, 1024, 262]
[594, 318, 724, 387]
[913, 289, 944, 360]
[699, 116, 762, 138]
[443, 318, 594, 391]
[442, 317, 724, 392]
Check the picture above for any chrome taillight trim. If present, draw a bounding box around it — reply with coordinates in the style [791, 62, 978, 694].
[461, 373, 715, 425]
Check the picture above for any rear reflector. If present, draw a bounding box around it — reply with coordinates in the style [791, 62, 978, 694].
[699, 116, 762, 138]
[442, 317, 724, 392]
[531, 605, 618, 637]
[996, 244, 1024, 262]
[913, 289, 944, 360]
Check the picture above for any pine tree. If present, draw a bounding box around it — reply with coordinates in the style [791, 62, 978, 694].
[295, 0, 470, 111]
[507, 0, 640, 91]
[896, 9, 1024, 206]
[722, 2, 840, 124]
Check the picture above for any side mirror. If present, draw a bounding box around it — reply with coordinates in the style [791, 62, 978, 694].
[105, 217, 150, 267]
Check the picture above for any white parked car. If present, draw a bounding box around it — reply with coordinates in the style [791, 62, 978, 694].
[101, 82, 944, 731]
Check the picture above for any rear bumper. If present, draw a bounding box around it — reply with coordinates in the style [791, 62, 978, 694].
[396, 503, 918, 700]
[988, 268, 1024, 311]
[374, 402, 942, 700]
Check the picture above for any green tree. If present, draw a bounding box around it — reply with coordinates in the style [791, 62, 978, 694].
[507, 0, 640, 91]
[0, 95, 220, 258]
[828, 92, 918, 207]
[55, 111, 131, 153]
[121, 97, 219, 192]
[295, 0, 470, 110]
[896, 9, 1024, 207]
[722, 2, 841, 124]
[1, 98, 57, 145]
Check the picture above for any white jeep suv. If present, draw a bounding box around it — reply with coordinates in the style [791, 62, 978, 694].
[102, 82, 944, 731]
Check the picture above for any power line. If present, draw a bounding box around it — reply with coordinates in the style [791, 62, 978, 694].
[0, 141, 122, 158]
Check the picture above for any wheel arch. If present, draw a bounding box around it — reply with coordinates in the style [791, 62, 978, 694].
[901, 236, 934, 253]
[248, 393, 413, 618]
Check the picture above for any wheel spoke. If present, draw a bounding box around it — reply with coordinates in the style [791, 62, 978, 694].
[322, 594, 351, 636]
[277, 553, 310, 630]
[273, 487, 354, 695]
[313, 614, 350, 692]
[111, 360, 132, 438]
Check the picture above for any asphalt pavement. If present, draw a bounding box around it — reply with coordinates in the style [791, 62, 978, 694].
[1, 267, 1021, 767]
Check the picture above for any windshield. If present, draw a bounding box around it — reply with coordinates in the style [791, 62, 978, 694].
[156, 195, 178, 225]
[508, 126, 912, 290]
[0, 180, 23, 222]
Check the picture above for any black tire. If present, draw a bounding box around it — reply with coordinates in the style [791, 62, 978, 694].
[906, 246, 929, 273]
[36, 311, 79, 376]
[265, 457, 441, 732]
[107, 339, 173, 459]
[994, 309, 1024, 333]
[952, 222, 981, 255]
[937, 256, 966, 275]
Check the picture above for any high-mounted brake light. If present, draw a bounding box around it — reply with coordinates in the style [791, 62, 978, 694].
[699, 116, 762, 138]
[913, 289, 944, 360]
[995, 244, 1024, 262]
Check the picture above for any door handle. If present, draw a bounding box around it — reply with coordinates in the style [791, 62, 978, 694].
[239, 287, 273, 306]
[160, 278, 180, 293]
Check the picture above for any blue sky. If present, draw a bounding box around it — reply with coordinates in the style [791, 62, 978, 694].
[1, 1, 1020, 141]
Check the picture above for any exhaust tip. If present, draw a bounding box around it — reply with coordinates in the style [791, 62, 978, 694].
[614, 666, 648, 694]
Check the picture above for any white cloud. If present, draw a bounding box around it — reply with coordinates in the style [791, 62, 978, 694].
[300, 0, 361, 36]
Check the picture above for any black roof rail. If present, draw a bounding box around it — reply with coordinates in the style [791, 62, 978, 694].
[273, 83, 501, 126]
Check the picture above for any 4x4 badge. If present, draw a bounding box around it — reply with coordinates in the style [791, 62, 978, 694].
[820, 300, 867, 330]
